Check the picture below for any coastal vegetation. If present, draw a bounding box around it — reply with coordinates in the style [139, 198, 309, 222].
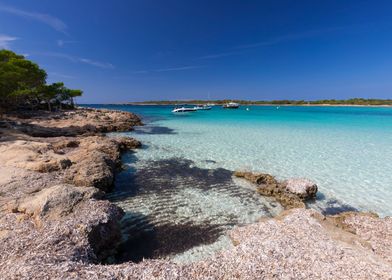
[0, 49, 82, 112]
[131, 98, 392, 106]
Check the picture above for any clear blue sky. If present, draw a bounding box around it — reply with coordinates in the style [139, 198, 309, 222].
[1, 0, 392, 103]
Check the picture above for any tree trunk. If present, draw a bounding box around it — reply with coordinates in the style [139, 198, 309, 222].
[47, 101, 51, 111]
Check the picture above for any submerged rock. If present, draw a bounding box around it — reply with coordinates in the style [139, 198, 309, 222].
[234, 171, 318, 209]
[234, 171, 278, 185]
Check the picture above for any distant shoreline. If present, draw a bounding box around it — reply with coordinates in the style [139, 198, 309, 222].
[125, 102, 392, 108]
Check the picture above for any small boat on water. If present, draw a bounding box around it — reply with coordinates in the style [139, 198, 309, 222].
[223, 102, 240, 109]
[172, 106, 197, 113]
[194, 104, 212, 110]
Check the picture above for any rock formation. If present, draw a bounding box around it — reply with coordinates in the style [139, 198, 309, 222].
[284, 177, 318, 199]
[234, 171, 317, 209]
[0, 108, 141, 275]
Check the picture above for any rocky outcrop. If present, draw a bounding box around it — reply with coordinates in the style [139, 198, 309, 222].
[0, 108, 141, 276]
[115, 136, 142, 150]
[7, 184, 101, 220]
[3, 108, 142, 137]
[0, 140, 66, 172]
[233, 171, 277, 185]
[61, 136, 134, 191]
[234, 171, 317, 209]
[0, 198, 125, 271]
[284, 178, 318, 199]
[68, 152, 115, 191]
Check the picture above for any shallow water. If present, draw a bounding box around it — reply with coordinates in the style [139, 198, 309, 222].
[87, 104, 392, 260]
[107, 156, 282, 262]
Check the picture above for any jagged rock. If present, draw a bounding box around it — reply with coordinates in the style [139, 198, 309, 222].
[284, 178, 318, 199]
[62, 136, 126, 191]
[234, 171, 318, 209]
[52, 139, 80, 152]
[69, 152, 115, 191]
[0, 108, 141, 277]
[7, 184, 101, 220]
[3, 108, 142, 137]
[87, 202, 125, 262]
[234, 171, 277, 185]
[256, 183, 306, 209]
[35, 160, 62, 173]
[115, 136, 142, 151]
[59, 158, 72, 169]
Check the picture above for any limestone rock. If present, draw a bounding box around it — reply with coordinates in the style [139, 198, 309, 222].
[115, 136, 142, 151]
[235, 171, 317, 209]
[233, 171, 277, 185]
[0, 140, 73, 173]
[7, 184, 101, 220]
[257, 183, 306, 209]
[59, 158, 72, 169]
[68, 152, 115, 191]
[284, 178, 318, 199]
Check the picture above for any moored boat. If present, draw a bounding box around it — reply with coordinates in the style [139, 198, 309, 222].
[172, 106, 197, 113]
[223, 102, 240, 109]
[194, 104, 212, 110]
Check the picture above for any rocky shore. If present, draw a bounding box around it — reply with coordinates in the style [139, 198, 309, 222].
[1, 108, 392, 279]
[0, 108, 142, 276]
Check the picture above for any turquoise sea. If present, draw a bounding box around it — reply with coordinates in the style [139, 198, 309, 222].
[87, 104, 392, 262]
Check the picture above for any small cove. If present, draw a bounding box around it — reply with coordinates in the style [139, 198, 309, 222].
[88, 104, 392, 262]
[107, 155, 283, 263]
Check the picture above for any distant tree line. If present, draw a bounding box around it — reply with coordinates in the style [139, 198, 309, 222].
[134, 98, 392, 106]
[0, 49, 82, 112]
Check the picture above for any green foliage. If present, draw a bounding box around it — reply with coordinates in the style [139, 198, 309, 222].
[0, 49, 83, 111]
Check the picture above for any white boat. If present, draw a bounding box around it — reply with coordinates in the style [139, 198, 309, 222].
[223, 102, 240, 109]
[172, 106, 197, 113]
[193, 104, 212, 110]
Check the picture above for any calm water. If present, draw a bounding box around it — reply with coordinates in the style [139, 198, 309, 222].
[87, 104, 392, 261]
